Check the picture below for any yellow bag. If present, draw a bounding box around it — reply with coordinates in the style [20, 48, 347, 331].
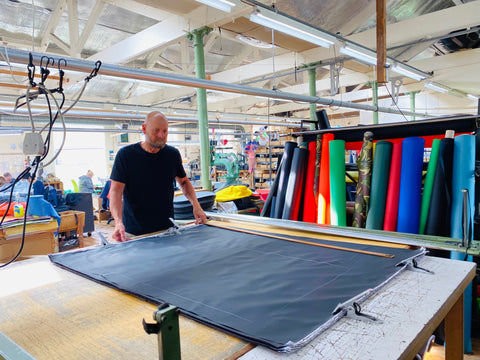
[215, 185, 252, 202]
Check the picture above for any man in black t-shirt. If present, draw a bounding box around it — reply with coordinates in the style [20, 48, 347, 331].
[109, 111, 207, 241]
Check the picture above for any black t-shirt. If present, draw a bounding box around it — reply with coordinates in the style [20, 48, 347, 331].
[110, 143, 186, 235]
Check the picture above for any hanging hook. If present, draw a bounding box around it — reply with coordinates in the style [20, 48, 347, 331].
[85, 60, 102, 81]
[57, 58, 67, 92]
[27, 52, 36, 87]
[40, 55, 54, 85]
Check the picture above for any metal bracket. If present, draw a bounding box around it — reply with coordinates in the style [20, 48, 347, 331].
[397, 257, 434, 274]
[332, 289, 383, 323]
[344, 302, 382, 323]
[143, 303, 181, 360]
[390, 77, 403, 105]
[166, 218, 181, 236]
[330, 60, 343, 96]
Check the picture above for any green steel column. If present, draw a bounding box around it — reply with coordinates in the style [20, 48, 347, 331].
[187, 26, 212, 190]
[371, 81, 379, 125]
[308, 68, 317, 128]
[408, 91, 420, 121]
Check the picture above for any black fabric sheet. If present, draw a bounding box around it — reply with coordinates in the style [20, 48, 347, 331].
[49, 225, 423, 352]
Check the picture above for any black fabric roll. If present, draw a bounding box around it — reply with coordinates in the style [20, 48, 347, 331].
[424, 138, 454, 237]
[282, 147, 308, 220]
[316, 109, 331, 129]
[273, 141, 297, 219]
[260, 160, 283, 217]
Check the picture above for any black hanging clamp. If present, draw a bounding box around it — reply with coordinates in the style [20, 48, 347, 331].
[27, 52, 37, 87]
[396, 256, 434, 274]
[54, 58, 67, 93]
[85, 60, 102, 81]
[39, 55, 54, 86]
[332, 289, 383, 323]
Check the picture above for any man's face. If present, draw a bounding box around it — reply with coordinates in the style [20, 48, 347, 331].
[143, 115, 168, 150]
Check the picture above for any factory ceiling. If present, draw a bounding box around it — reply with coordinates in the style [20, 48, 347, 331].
[0, 0, 479, 129]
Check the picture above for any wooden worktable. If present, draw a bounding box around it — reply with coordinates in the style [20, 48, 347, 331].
[0, 218, 58, 263]
[0, 254, 474, 360]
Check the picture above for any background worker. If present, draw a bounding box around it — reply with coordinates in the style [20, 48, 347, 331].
[78, 170, 95, 193]
[3, 172, 14, 184]
[109, 111, 207, 242]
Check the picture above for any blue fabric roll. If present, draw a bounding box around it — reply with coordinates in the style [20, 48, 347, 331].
[450, 134, 475, 354]
[396, 137, 425, 234]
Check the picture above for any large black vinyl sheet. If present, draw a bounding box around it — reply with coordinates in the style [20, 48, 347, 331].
[49, 224, 423, 352]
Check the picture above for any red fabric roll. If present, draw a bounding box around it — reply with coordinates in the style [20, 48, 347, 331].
[383, 140, 402, 231]
[303, 141, 317, 223]
[317, 133, 334, 225]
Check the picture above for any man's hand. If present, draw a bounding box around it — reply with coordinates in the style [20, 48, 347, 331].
[193, 207, 207, 225]
[112, 222, 129, 242]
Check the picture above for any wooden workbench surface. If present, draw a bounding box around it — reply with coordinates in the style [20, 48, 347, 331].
[0, 253, 475, 360]
[0, 256, 248, 360]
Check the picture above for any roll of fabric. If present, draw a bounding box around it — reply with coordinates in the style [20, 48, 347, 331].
[425, 138, 454, 237]
[365, 141, 392, 230]
[260, 160, 283, 218]
[450, 134, 475, 354]
[418, 139, 441, 234]
[313, 134, 322, 202]
[273, 141, 297, 219]
[317, 133, 334, 224]
[303, 141, 318, 223]
[383, 141, 402, 231]
[396, 137, 425, 234]
[352, 131, 373, 228]
[282, 147, 309, 220]
[329, 140, 347, 226]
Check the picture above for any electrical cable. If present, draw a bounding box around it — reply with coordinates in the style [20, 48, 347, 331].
[0, 159, 40, 268]
[383, 83, 409, 122]
[0, 56, 100, 267]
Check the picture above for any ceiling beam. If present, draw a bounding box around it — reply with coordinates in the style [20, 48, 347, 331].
[39, 0, 68, 52]
[88, 3, 252, 64]
[212, 1, 480, 84]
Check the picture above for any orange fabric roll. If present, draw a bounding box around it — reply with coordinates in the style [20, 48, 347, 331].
[317, 133, 334, 224]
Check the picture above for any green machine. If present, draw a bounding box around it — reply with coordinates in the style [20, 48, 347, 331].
[210, 146, 240, 185]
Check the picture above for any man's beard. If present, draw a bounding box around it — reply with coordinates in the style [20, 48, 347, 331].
[147, 139, 166, 149]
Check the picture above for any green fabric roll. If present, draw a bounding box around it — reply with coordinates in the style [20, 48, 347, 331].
[352, 131, 373, 228]
[419, 139, 441, 234]
[365, 140, 393, 230]
[329, 140, 346, 226]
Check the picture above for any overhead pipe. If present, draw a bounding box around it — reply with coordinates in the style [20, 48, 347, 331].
[0, 125, 249, 137]
[0, 107, 295, 127]
[0, 48, 431, 119]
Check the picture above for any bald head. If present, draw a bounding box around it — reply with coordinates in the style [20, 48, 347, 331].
[142, 111, 169, 152]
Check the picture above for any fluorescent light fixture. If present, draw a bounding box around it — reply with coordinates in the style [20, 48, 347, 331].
[390, 63, 428, 81]
[339, 44, 379, 66]
[249, 7, 338, 49]
[425, 82, 449, 93]
[467, 94, 479, 101]
[236, 34, 277, 49]
[194, 0, 235, 12]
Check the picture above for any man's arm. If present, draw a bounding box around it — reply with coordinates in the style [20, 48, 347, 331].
[176, 176, 207, 224]
[109, 179, 128, 242]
